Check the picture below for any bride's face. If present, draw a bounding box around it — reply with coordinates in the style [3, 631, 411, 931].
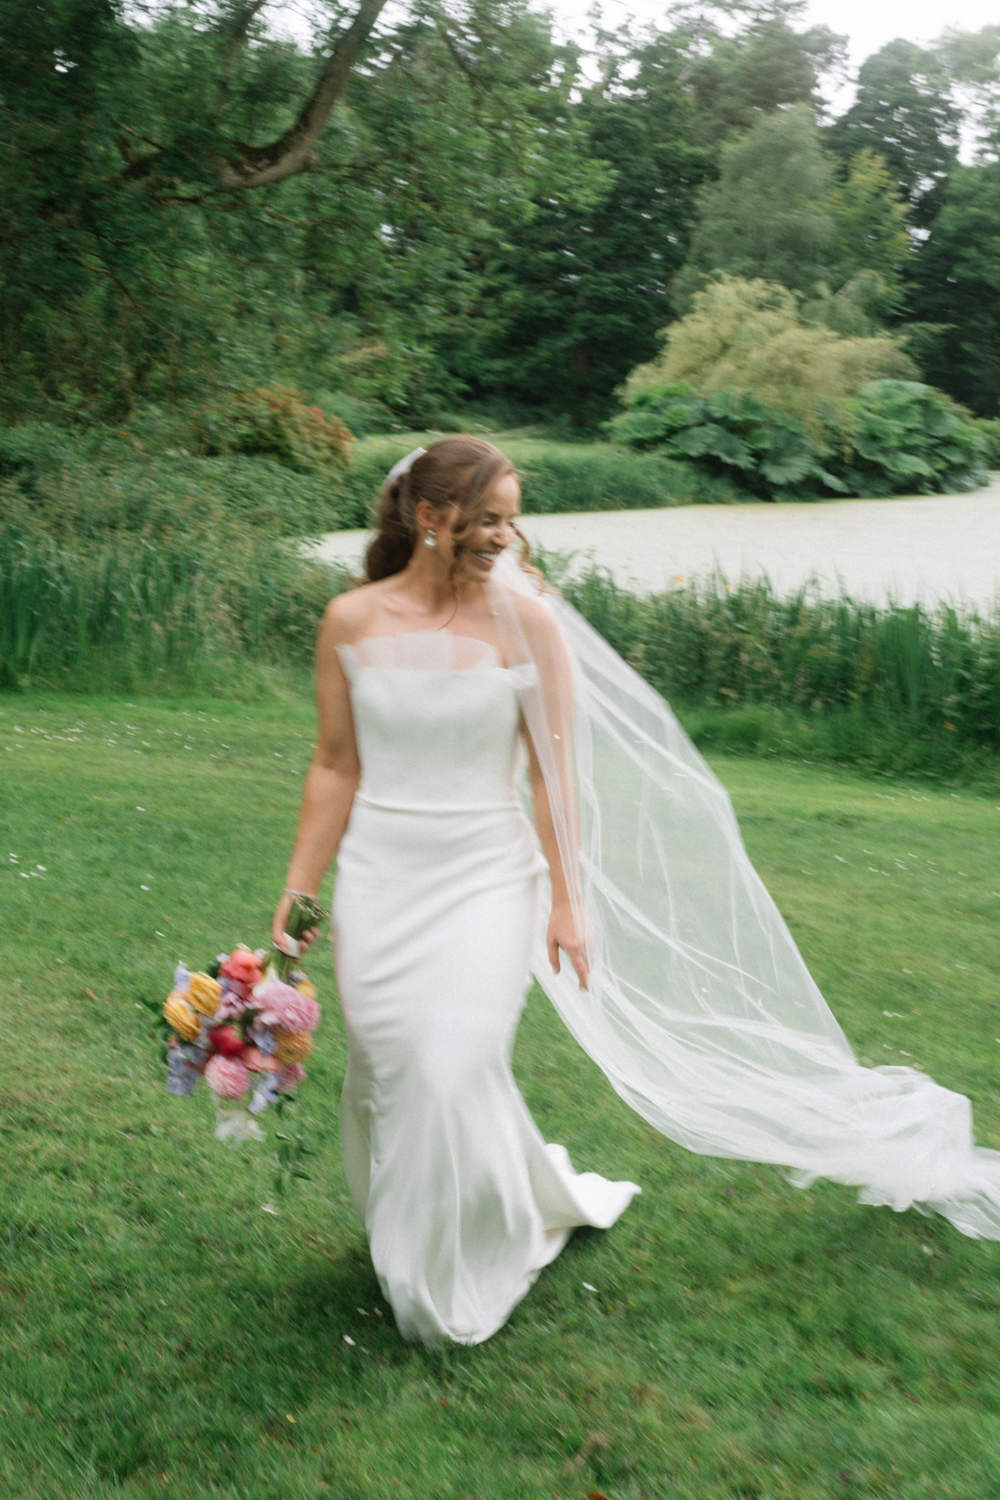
[452, 472, 522, 580]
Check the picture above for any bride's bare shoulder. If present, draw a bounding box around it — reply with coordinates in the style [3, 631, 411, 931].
[510, 583, 564, 645]
[321, 579, 394, 644]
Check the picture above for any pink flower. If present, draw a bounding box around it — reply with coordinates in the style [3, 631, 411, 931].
[256, 979, 320, 1034]
[278, 1063, 306, 1092]
[220, 949, 264, 986]
[215, 988, 248, 1022]
[204, 1055, 251, 1100]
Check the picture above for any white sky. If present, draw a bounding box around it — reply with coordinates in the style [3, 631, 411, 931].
[271, 1, 997, 63]
[268, 1, 996, 131]
[548, 0, 997, 69]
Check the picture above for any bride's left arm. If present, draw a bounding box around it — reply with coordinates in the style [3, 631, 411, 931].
[519, 599, 589, 990]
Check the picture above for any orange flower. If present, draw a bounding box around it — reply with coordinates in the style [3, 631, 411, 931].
[164, 991, 202, 1042]
[274, 1030, 313, 1064]
[188, 972, 222, 1017]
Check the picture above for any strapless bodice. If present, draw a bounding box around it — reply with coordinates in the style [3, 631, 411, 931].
[337, 632, 533, 811]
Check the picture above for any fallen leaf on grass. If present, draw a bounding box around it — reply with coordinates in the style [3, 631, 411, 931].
[572, 1432, 609, 1467]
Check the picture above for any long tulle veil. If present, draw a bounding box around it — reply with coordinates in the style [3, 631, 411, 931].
[489, 553, 1000, 1241]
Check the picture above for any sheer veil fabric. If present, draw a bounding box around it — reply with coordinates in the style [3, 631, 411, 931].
[488, 553, 1000, 1241]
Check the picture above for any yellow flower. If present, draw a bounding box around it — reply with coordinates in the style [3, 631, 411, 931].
[188, 972, 222, 1017]
[164, 991, 202, 1042]
[293, 978, 317, 1003]
[274, 1030, 313, 1064]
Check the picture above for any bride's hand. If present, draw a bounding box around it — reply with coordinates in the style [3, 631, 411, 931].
[271, 890, 320, 960]
[547, 904, 589, 990]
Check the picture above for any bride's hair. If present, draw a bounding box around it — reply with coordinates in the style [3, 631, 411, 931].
[364, 436, 531, 583]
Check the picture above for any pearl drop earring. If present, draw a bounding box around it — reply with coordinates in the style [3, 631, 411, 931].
[424, 529, 437, 549]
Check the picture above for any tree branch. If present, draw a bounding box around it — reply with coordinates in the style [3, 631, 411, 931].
[121, 0, 390, 196]
[221, 0, 390, 189]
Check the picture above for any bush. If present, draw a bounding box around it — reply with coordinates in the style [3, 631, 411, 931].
[624, 276, 915, 447]
[0, 508, 348, 693]
[972, 417, 1000, 469]
[194, 385, 354, 474]
[611, 385, 840, 500]
[0, 420, 352, 692]
[612, 380, 990, 500]
[334, 432, 745, 525]
[309, 389, 398, 440]
[841, 381, 989, 496]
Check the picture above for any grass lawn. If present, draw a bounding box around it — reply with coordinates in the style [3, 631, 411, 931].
[2, 692, 999, 1500]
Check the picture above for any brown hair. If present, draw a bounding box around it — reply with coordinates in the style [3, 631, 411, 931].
[363, 436, 529, 583]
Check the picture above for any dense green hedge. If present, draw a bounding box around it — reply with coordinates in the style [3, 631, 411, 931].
[336, 434, 740, 521]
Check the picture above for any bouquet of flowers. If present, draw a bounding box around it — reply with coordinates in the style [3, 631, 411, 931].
[160, 895, 325, 1143]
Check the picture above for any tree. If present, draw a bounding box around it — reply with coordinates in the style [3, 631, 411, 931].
[826, 40, 960, 224]
[933, 25, 1000, 158]
[449, 29, 710, 424]
[828, 151, 911, 289]
[679, 2, 847, 146]
[671, 104, 838, 310]
[0, 0, 599, 418]
[907, 162, 1000, 417]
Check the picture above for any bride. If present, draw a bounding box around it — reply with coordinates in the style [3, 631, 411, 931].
[274, 436, 1000, 1347]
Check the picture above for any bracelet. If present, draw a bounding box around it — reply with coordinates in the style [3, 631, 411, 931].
[283, 887, 317, 899]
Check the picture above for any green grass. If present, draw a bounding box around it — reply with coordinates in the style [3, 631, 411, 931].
[2, 693, 999, 1498]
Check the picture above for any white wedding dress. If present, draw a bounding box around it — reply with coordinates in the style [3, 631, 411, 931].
[331, 630, 640, 1346]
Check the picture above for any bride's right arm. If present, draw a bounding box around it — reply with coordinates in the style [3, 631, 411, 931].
[272, 598, 361, 952]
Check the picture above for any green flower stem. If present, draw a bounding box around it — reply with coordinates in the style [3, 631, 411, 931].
[273, 893, 326, 982]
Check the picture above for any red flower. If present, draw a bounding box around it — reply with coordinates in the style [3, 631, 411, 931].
[210, 1025, 245, 1058]
[220, 948, 264, 986]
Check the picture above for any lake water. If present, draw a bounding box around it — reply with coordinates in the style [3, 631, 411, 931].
[312, 479, 1000, 612]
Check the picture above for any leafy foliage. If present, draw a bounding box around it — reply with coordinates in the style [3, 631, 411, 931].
[0, 2, 998, 432]
[907, 161, 1000, 418]
[840, 381, 989, 496]
[680, 8, 847, 147]
[826, 39, 960, 224]
[672, 105, 838, 312]
[973, 417, 1000, 467]
[0, 419, 351, 690]
[194, 385, 353, 474]
[563, 566, 1000, 774]
[823, 151, 912, 320]
[624, 277, 915, 446]
[451, 30, 710, 425]
[612, 376, 988, 501]
[611, 384, 835, 499]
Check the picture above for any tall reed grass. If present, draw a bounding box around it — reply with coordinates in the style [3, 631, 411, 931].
[562, 566, 1000, 778]
[0, 519, 342, 692]
[4, 428, 999, 783]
